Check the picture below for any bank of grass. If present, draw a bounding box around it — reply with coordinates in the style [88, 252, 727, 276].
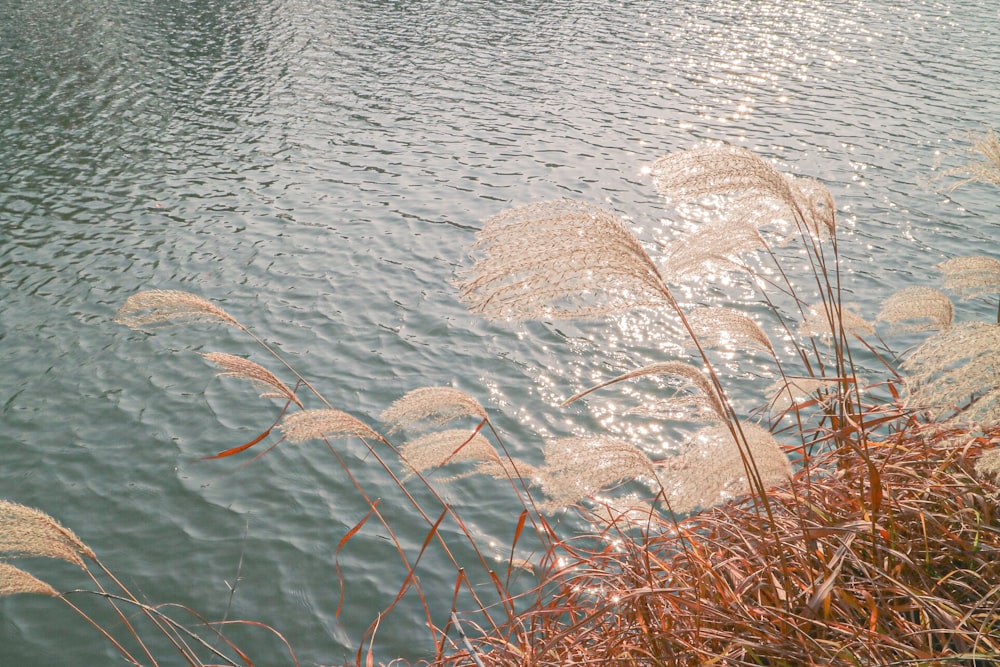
[3, 133, 1000, 666]
[430, 423, 1000, 666]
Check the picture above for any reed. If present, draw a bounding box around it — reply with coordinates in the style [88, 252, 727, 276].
[8, 133, 1000, 666]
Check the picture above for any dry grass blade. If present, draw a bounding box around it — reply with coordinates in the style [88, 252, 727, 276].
[0, 562, 58, 597]
[399, 429, 499, 477]
[202, 352, 303, 408]
[936, 255, 1000, 301]
[0, 500, 95, 567]
[279, 409, 384, 444]
[115, 290, 241, 330]
[688, 306, 774, 354]
[538, 436, 656, 511]
[456, 200, 672, 320]
[381, 387, 487, 433]
[562, 360, 726, 422]
[658, 423, 791, 515]
[902, 322, 1000, 424]
[877, 286, 954, 332]
[439, 428, 1000, 666]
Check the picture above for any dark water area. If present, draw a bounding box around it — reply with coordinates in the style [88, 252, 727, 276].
[2, 0, 999, 664]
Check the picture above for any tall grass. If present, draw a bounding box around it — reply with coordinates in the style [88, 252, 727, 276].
[5, 132, 1000, 665]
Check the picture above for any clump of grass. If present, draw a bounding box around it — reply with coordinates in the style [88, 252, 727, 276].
[1, 498, 296, 665]
[433, 426, 1000, 666]
[15, 132, 1000, 666]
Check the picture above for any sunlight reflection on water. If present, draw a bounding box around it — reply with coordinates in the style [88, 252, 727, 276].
[1, 0, 998, 663]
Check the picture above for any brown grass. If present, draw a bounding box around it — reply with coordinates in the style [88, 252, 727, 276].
[12, 136, 998, 667]
[432, 424, 1000, 666]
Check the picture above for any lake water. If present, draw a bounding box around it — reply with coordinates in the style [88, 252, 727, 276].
[2, 0, 998, 664]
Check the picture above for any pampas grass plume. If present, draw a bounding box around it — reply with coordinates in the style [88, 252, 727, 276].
[381, 387, 487, 433]
[280, 409, 383, 443]
[202, 352, 303, 408]
[456, 200, 673, 320]
[0, 562, 59, 598]
[877, 286, 953, 332]
[115, 290, 241, 330]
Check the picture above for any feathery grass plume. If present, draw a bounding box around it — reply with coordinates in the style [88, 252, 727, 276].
[876, 286, 953, 332]
[472, 457, 538, 482]
[936, 255, 1000, 301]
[939, 127, 1000, 189]
[650, 144, 836, 238]
[687, 306, 774, 354]
[399, 429, 500, 478]
[798, 303, 873, 338]
[658, 423, 791, 515]
[658, 217, 766, 282]
[0, 563, 58, 598]
[790, 174, 838, 238]
[537, 436, 657, 511]
[975, 448, 1000, 482]
[0, 500, 95, 567]
[901, 322, 1000, 425]
[587, 495, 656, 529]
[114, 289, 241, 331]
[766, 376, 840, 413]
[623, 396, 724, 422]
[562, 360, 726, 421]
[279, 409, 384, 443]
[456, 200, 672, 320]
[202, 352, 303, 408]
[651, 144, 796, 206]
[380, 387, 487, 433]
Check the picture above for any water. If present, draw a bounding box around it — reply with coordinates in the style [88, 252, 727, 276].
[1, 0, 998, 664]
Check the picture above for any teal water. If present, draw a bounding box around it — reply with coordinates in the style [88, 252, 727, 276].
[1, 0, 998, 664]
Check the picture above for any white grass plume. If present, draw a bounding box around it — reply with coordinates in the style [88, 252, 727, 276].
[537, 436, 656, 511]
[561, 360, 726, 421]
[0, 500, 95, 568]
[936, 255, 1000, 301]
[651, 144, 796, 207]
[659, 217, 766, 282]
[399, 429, 499, 477]
[0, 563, 58, 598]
[876, 286, 953, 332]
[456, 200, 672, 320]
[280, 409, 384, 443]
[688, 306, 774, 355]
[115, 290, 241, 330]
[380, 387, 487, 433]
[202, 352, 303, 408]
[650, 144, 836, 238]
[767, 377, 841, 413]
[798, 303, 873, 338]
[901, 322, 1000, 425]
[658, 423, 791, 515]
[939, 127, 1000, 189]
[975, 448, 1000, 482]
[398, 428, 536, 482]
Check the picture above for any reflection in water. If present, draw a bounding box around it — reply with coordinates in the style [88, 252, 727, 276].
[1, 0, 999, 664]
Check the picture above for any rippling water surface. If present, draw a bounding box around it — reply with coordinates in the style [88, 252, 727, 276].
[2, 0, 998, 664]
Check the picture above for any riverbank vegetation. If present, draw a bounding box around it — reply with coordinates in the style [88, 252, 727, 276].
[3, 130, 999, 665]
